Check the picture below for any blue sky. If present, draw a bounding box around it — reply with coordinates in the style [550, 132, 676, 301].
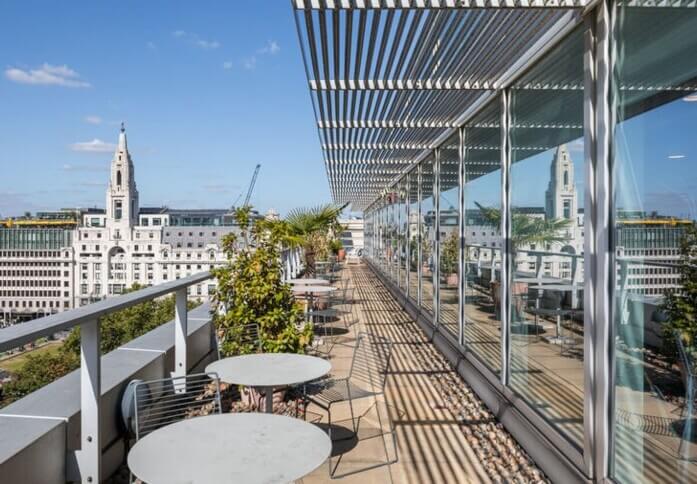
[0, 1, 330, 217]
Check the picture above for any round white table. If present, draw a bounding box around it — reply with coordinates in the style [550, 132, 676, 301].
[287, 278, 330, 286]
[128, 413, 331, 484]
[206, 353, 331, 413]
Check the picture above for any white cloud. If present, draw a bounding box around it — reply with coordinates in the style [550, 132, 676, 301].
[69, 139, 116, 153]
[257, 40, 280, 55]
[84, 115, 102, 125]
[5, 63, 91, 88]
[222, 61, 233, 70]
[668, 154, 686, 159]
[197, 39, 220, 50]
[172, 30, 220, 50]
[243, 57, 257, 70]
[61, 163, 109, 172]
[147, 41, 157, 50]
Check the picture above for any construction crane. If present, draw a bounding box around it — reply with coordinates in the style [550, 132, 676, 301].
[243, 164, 261, 208]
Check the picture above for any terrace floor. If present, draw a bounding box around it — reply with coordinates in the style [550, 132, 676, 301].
[302, 264, 545, 483]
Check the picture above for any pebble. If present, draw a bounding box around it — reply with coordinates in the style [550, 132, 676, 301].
[404, 321, 550, 483]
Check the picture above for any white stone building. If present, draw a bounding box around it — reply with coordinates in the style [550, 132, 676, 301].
[0, 126, 240, 324]
[72, 125, 236, 307]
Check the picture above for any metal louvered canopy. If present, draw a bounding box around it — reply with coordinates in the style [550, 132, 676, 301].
[292, 0, 586, 210]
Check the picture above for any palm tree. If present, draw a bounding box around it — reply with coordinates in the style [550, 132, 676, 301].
[285, 203, 348, 275]
[475, 202, 573, 323]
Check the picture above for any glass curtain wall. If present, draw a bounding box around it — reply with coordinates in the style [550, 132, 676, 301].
[439, 133, 461, 337]
[612, 4, 697, 483]
[464, 98, 503, 374]
[409, 168, 421, 305]
[421, 155, 436, 315]
[509, 25, 586, 448]
[379, 202, 389, 272]
[398, 178, 409, 292]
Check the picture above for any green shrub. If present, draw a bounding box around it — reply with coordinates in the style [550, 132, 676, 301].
[212, 209, 313, 357]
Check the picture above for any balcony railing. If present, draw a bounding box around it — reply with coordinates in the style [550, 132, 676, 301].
[0, 247, 303, 483]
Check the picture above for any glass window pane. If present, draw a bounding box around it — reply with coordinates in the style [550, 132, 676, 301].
[409, 169, 420, 305]
[421, 155, 435, 315]
[399, 179, 408, 291]
[379, 203, 389, 271]
[439, 133, 461, 337]
[464, 97, 502, 374]
[509, 25, 585, 448]
[612, 6, 697, 483]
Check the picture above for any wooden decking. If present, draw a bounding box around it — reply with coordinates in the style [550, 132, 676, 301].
[303, 264, 524, 483]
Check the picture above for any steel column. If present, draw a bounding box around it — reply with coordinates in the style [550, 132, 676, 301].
[79, 318, 101, 483]
[500, 89, 512, 386]
[593, 0, 615, 479]
[583, 11, 598, 479]
[433, 148, 441, 327]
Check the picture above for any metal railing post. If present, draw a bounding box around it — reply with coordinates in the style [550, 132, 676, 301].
[79, 318, 101, 483]
[173, 288, 188, 392]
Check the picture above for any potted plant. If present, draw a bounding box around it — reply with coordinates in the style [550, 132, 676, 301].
[211, 208, 313, 410]
[285, 203, 347, 275]
[475, 202, 572, 324]
[329, 238, 344, 261]
[440, 232, 459, 286]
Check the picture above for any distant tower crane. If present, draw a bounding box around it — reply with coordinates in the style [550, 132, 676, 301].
[243, 164, 261, 208]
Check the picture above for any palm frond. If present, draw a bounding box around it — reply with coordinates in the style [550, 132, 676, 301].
[285, 202, 348, 236]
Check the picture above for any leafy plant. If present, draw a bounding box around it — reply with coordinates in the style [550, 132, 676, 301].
[284, 203, 347, 274]
[660, 224, 697, 359]
[211, 209, 313, 357]
[440, 231, 458, 275]
[328, 238, 343, 255]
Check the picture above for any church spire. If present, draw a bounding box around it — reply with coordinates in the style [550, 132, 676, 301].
[106, 124, 139, 228]
[118, 122, 127, 152]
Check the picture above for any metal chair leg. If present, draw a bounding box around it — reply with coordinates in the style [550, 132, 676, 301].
[348, 397, 357, 433]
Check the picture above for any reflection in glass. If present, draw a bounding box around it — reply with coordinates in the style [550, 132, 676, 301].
[439, 133, 460, 337]
[421, 156, 435, 315]
[398, 179, 408, 291]
[379, 203, 389, 272]
[387, 194, 399, 283]
[464, 98, 502, 374]
[509, 25, 585, 447]
[408, 170, 420, 304]
[612, 6, 697, 483]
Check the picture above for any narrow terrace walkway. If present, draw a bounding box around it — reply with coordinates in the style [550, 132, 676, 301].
[303, 264, 547, 484]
